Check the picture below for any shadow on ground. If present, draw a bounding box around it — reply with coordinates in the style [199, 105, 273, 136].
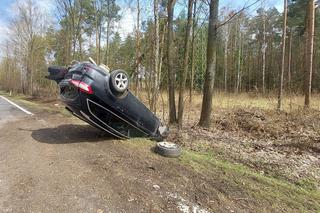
[31, 124, 114, 144]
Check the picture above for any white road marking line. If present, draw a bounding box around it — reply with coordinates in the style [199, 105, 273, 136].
[0, 96, 33, 115]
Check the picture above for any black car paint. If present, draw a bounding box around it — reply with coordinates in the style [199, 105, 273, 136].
[47, 62, 163, 140]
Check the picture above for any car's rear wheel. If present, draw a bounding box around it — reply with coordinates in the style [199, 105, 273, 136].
[110, 70, 129, 95]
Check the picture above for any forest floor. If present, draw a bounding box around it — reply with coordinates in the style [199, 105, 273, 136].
[151, 92, 320, 190]
[0, 91, 319, 212]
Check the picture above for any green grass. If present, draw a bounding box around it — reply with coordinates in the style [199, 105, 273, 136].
[296, 178, 319, 191]
[180, 150, 320, 212]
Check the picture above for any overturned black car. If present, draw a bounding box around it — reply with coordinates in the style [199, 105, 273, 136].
[46, 58, 167, 141]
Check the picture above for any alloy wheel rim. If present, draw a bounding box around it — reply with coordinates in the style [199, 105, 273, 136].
[158, 142, 178, 149]
[115, 73, 128, 90]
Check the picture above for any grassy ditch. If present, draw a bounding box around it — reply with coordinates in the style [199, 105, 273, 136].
[125, 138, 320, 212]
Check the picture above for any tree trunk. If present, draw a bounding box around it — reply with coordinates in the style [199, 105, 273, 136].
[178, 0, 193, 126]
[224, 23, 229, 92]
[135, 0, 141, 97]
[199, 0, 219, 128]
[66, 26, 71, 64]
[189, 0, 197, 103]
[94, 1, 100, 65]
[277, 0, 287, 110]
[105, 21, 110, 65]
[157, 24, 166, 111]
[151, 0, 160, 112]
[288, 29, 293, 93]
[78, 31, 83, 60]
[236, 31, 242, 94]
[96, 31, 99, 64]
[167, 0, 177, 124]
[262, 9, 266, 94]
[233, 24, 238, 92]
[95, 22, 100, 64]
[304, 0, 315, 108]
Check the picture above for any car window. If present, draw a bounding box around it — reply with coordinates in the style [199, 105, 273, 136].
[59, 80, 79, 100]
[69, 64, 83, 72]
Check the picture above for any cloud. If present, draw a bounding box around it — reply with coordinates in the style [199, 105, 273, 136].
[275, 4, 284, 12]
[0, 19, 9, 44]
[7, 0, 54, 18]
[114, 7, 136, 40]
[37, 0, 55, 14]
[112, 1, 153, 40]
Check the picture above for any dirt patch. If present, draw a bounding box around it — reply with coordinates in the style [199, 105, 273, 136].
[1, 112, 319, 212]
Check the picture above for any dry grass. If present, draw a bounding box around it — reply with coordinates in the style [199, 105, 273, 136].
[139, 90, 320, 111]
[135, 90, 320, 123]
[211, 93, 320, 111]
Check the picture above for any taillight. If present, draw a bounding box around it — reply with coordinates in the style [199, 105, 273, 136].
[69, 79, 93, 94]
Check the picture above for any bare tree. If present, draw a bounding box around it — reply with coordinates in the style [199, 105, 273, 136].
[93, 2, 101, 64]
[56, 0, 85, 61]
[262, 6, 266, 94]
[304, 0, 316, 107]
[104, 0, 121, 65]
[199, 0, 219, 127]
[55, 0, 72, 63]
[151, 0, 160, 112]
[288, 28, 293, 92]
[277, 0, 288, 110]
[135, 0, 141, 96]
[91, 0, 107, 64]
[167, 0, 177, 124]
[236, 30, 243, 93]
[223, 15, 229, 92]
[10, 0, 46, 94]
[189, 0, 197, 102]
[178, 0, 194, 126]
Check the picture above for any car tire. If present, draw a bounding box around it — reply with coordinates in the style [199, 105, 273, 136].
[110, 70, 129, 95]
[154, 142, 181, 158]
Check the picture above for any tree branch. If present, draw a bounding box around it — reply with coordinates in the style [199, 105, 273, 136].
[217, 0, 262, 29]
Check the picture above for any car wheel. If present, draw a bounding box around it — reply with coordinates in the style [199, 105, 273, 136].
[110, 70, 129, 94]
[154, 142, 181, 158]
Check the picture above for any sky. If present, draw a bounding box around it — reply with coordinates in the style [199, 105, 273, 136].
[0, 0, 284, 46]
[0, 0, 13, 42]
[0, 0, 54, 45]
[0, 0, 13, 21]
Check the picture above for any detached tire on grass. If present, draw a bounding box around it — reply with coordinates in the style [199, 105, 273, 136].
[155, 142, 181, 158]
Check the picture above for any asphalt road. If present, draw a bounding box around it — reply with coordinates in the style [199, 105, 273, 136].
[0, 96, 30, 127]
